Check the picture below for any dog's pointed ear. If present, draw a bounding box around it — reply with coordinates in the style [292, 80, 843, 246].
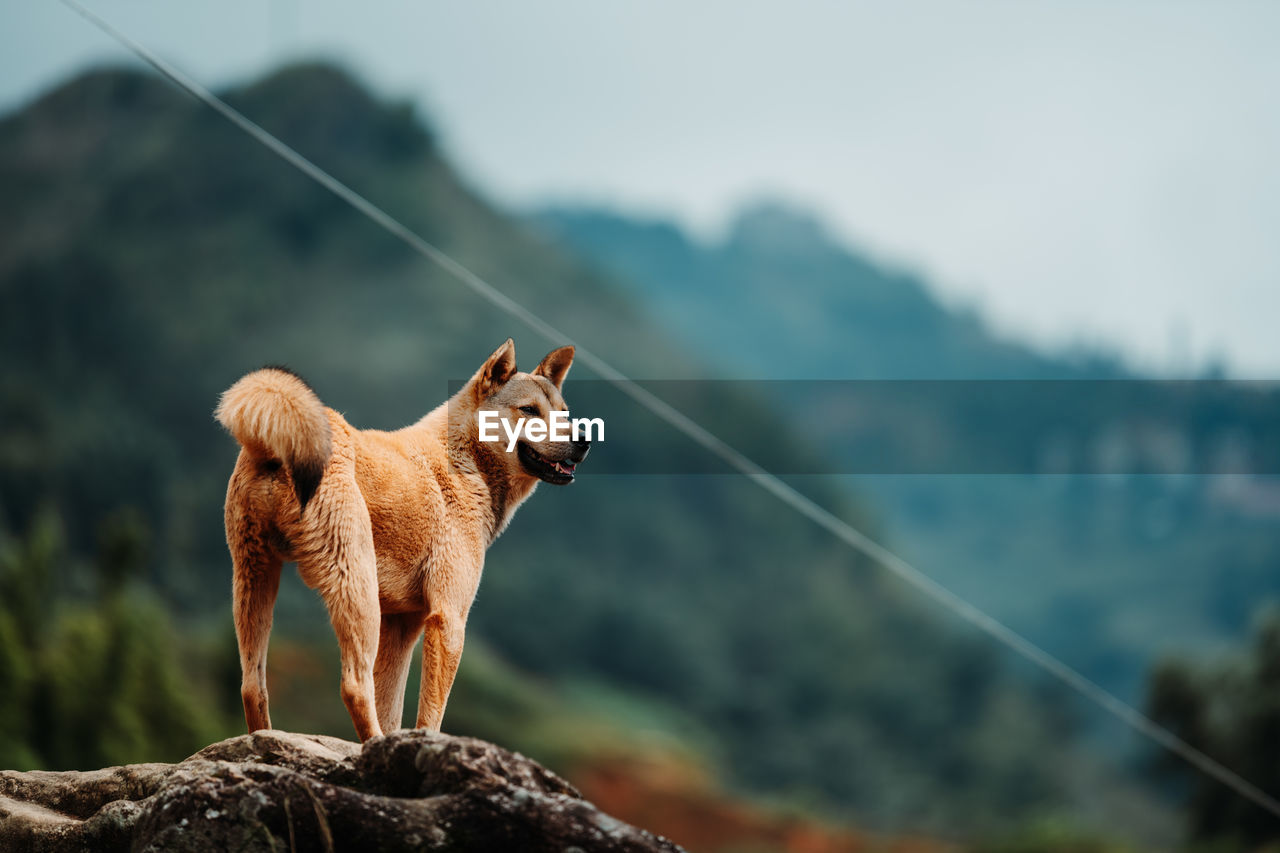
[532, 345, 574, 390]
[473, 338, 517, 400]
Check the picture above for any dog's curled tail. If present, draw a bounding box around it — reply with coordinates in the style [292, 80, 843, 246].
[215, 367, 332, 512]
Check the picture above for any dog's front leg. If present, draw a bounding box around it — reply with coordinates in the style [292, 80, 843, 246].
[416, 560, 480, 732]
[373, 611, 428, 733]
[417, 609, 466, 732]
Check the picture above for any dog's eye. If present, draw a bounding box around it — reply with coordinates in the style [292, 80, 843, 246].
[518, 405, 539, 416]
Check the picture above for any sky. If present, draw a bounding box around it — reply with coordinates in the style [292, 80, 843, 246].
[7, 1, 1280, 375]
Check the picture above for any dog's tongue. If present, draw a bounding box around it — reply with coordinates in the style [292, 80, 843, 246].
[554, 460, 576, 475]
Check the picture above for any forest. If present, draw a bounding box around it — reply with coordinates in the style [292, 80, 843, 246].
[2, 62, 1277, 849]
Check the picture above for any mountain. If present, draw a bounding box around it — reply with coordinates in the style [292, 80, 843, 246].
[0, 63, 1172, 843]
[531, 204, 1280, 707]
[531, 203, 1126, 381]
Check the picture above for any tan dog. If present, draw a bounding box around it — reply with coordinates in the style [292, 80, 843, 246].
[215, 340, 589, 741]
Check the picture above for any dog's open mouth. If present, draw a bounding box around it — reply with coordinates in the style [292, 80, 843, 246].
[517, 442, 578, 485]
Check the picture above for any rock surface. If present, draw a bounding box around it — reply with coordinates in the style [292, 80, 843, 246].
[0, 730, 684, 852]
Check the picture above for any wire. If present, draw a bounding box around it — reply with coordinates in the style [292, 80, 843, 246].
[58, 0, 1280, 821]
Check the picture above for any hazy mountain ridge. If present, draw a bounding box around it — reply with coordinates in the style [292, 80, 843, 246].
[530, 202, 1280, 709]
[532, 203, 1129, 381]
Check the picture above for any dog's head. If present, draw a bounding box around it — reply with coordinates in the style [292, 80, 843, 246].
[457, 339, 590, 486]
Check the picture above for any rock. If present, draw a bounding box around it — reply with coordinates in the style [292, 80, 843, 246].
[0, 730, 685, 852]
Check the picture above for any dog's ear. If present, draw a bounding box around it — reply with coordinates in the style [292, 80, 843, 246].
[532, 345, 574, 390]
[473, 338, 518, 400]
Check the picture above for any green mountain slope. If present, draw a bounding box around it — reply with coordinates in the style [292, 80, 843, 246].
[0, 63, 1168, 838]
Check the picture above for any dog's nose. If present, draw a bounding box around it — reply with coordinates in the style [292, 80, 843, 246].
[571, 436, 590, 459]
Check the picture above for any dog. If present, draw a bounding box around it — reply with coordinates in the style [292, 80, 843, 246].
[215, 339, 589, 741]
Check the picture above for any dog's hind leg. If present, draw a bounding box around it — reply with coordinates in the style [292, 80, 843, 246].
[306, 483, 384, 742]
[230, 535, 283, 733]
[325, 559, 382, 741]
[373, 612, 427, 733]
[317, 575, 382, 741]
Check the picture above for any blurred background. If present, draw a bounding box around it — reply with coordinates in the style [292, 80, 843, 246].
[3, 2, 1280, 850]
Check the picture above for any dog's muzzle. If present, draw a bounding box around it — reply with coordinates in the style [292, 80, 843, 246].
[518, 439, 589, 485]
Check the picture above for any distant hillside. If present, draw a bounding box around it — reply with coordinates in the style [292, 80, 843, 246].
[0, 63, 1171, 840]
[532, 203, 1126, 380]
[531, 203, 1280, 710]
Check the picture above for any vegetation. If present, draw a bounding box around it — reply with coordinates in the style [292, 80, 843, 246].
[536, 204, 1280, 710]
[0, 509, 223, 769]
[1147, 611, 1280, 848]
[531, 203, 1127, 382]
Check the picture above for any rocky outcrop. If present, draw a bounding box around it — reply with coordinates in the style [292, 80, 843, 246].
[0, 730, 684, 852]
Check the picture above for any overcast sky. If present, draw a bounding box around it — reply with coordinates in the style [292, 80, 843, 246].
[7, 1, 1280, 375]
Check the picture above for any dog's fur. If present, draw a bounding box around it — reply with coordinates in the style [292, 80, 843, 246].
[216, 340, 587, 740]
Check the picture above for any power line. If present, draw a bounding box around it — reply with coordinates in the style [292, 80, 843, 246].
[57, 0, 1280, 821]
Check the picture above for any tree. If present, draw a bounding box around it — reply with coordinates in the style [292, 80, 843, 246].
[1147, 609, 1280, 846]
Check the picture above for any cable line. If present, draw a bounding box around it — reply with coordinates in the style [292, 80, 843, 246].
[57, 0, 1280, 821]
